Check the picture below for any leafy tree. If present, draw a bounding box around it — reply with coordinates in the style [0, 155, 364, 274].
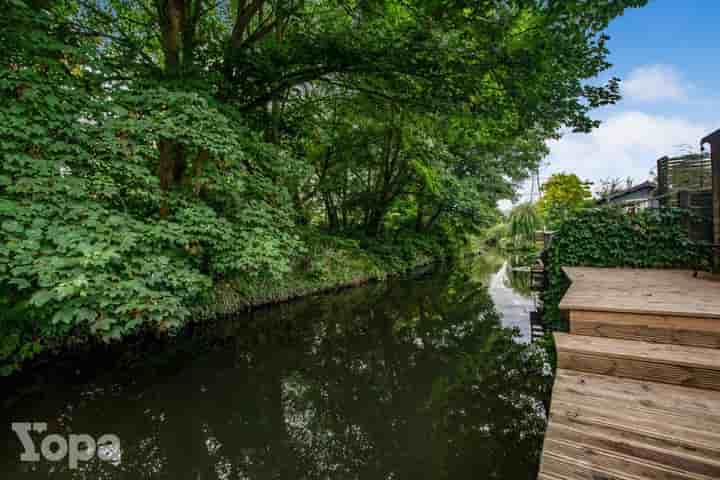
[537, 173, 592, 229]
[509, 203, 541, 249]
[0, 0, 648, 374]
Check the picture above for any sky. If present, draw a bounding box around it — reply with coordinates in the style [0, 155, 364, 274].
[505, 0, 720, 207]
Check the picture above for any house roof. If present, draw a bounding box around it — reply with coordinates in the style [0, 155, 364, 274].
[701, 128, 720, 148]
[601, 180, 656, 203]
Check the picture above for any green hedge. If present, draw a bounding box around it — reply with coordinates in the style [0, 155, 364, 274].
[542, 207, 712, 331]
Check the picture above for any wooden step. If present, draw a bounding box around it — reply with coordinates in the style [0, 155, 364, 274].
[560, 268, 720, 320]
[539, 369, 720, 480]
[541, 437, 716, 480]
[569, 310, 720, 348]
[555, 333, 720, 390]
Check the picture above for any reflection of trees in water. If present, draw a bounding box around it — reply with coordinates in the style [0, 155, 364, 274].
[504, 265, 533, 297]
[1, 266, 551, 480]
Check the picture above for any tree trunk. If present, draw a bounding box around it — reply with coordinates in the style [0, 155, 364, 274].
[159, 0, 184, 77]
[156, 0, 196, 216]
[365, 206, 387, 237]
[324, 192, 339, 230]
[157, 140, 188, 217]
[415, 198, 424, 232]
[424, 206, 444, 230]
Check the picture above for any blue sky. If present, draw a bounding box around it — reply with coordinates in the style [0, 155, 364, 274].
[511, 0, 720, 204]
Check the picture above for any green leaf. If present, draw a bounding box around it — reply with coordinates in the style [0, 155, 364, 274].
[52, 308, 75, 325]
[30, 289, 55, 307]
[2, 221, 23, 233]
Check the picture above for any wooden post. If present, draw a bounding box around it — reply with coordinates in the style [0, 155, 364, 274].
[701, 129, 720, 269]
[657, 156, 668, 207]
[714, 146, 720, 248]
[678, 190, 692, 240]
[678, 190, 690, 209]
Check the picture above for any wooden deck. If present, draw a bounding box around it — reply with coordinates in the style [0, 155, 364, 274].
[541, 370, 720, 480]
[562, 267, 720, 349]
[539, 267, 720, 480]
[561, 267, 720, 319]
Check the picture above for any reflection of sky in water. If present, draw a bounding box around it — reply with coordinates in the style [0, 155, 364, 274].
[487, 263, 535, 342]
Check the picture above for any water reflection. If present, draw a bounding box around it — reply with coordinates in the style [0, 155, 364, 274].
[1, 261, 551, 479]
[469, 254, 535, 342]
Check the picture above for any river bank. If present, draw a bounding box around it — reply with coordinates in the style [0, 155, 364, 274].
[0, 250, 532, 397]
[0, 233, 451, 378]
[199, 246, 439, 319]
[0, 243, 448, 395]
[0, 245, 533, 393]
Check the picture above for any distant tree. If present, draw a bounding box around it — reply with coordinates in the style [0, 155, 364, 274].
[508, 203, 541, 249]
[598, 176, 633, 200]
[537, 173, 592, 228]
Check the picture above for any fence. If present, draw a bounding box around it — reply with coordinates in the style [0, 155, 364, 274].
[657, 154, 713, 203]
[676, 190, 714, 243]
[656, 154, 714, 244]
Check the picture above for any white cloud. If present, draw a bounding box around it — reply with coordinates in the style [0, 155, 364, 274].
[622, 65, 688, 102]
[543, 111, 710, 193]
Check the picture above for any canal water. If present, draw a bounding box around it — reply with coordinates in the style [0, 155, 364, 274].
[0, 255, 551, 479]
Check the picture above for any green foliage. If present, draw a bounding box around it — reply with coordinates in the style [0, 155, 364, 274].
[0, 0, 303, 374]
[509, 203, 541, 249]
[504, 267, 532, 297]
[204, 230, 446, 317]
[0, 0, 648, 375]
[481, 203, 540, 264]
[483, 223, 510, 249]
[537, 173, 593, 229]
[542, 207, 711, 330]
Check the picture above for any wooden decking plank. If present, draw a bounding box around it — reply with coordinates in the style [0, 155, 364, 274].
[546, 422, 720, 478]
[569, 311, 720, 348]
[557, 351, 720, 391]
[553, 370, 720, 418]
[549, 372, 720, 460]
[570, 311, 720, 332]
[537, 474, 568, 480]
[540, 369, 720, 480]
[560, 268, 720, 319]
[550, 396, 720, 456]
[544, 437, 713, 480]
[558, 353, 719, 392]
[570, 321, 720, 349]
[555, 333, 720, 390]
[541, 450, 649, 480]
[555, 334, 720, 369]
[550, 399, 720, 450]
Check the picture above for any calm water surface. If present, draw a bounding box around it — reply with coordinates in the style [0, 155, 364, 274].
[1, 256, 550, 479]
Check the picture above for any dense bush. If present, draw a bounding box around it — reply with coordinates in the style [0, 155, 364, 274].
[542, 207, 712, 330]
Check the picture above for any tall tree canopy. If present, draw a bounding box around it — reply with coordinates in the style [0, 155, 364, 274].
[0, 0, 646, 373]
[537, 172, 593, 228]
